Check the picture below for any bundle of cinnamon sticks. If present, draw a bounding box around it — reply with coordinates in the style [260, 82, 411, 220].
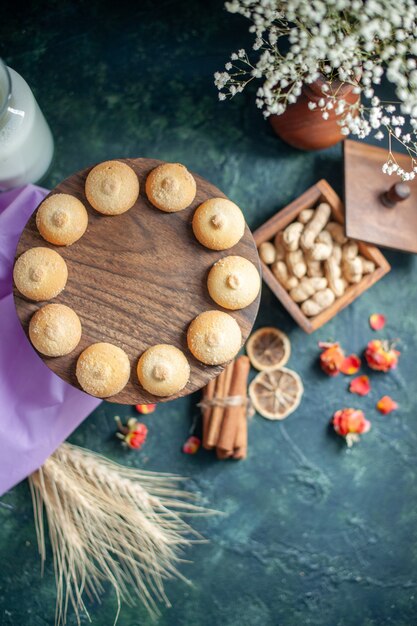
[201, 355, 251, 460]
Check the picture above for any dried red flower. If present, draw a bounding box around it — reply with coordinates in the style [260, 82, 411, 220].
[136, 403, 157, 414]
[319, 342, 345, 376]
[125, 424, 148, 449]
[377, 395, 398, 415]
[349, 375, 371, 396]
[115, 416, 148, 450]
[369, 313, 386, 331]
[182, 436, 201, 455]
[340, 354, 361, 375]
[332, 408, 371, 447]
[365, 340, 400, 372]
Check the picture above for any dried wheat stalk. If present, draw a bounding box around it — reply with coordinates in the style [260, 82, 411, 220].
[29, 443, 213, 625]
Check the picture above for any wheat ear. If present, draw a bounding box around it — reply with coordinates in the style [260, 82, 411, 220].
[28, 442, 213, 625]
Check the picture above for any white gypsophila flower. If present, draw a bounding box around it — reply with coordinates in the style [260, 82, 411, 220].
[215, 0, 417, 178]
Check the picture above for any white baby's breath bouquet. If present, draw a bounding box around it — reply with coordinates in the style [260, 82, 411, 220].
[215, 0, 417, 179]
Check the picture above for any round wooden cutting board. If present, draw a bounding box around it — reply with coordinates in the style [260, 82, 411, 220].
[14, 158, 261, 404]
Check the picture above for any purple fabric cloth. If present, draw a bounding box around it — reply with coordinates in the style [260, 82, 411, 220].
[0, 185, 100, 496]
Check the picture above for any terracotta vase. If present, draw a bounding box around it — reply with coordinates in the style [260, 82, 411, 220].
[269, 76, 359, 151]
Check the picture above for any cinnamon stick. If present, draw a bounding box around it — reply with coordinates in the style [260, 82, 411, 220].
[204, 362, 234, 449]
[233, 387, 248, 459]
[216, 448, 233, 460]
[233, 448, 248, 461]
[233, 445, 247, 460]
[216, 355, 250, 457]
[233, 426, 247, 460]
[202, 377, 216, 448]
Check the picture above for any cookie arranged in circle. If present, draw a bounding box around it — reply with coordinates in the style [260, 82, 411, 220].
[146, 162, 196, 212]
[207, 255, 261, 310]
[137, 344, 190, 396]
[36, 193, 88, 246]
[76, 342, 130, 398]
[85, 160, 139, 215]
[29, 303, 82, 357]
[187, 310, 242, 365]
[13, 247, 68, 301]
[192, 198, 245, 250]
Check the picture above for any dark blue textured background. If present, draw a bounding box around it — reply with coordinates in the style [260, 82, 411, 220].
[1, 2, 416, 625]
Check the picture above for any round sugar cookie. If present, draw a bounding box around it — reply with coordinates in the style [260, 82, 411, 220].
[146, 162, 196, 212]
[29, 304, 82, 357]
[85, 160, 139, 215]
[192, 197, 245, 250]
[207, 255, 261, 310]
[13, 247, 68, 301]
[137, 344, 190, 396]
[76, 342, 131, 397]
[187, 310, 242, 365]
[36, 193, 88, 246]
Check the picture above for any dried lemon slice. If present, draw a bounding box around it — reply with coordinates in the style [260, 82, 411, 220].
[249, 367, 303, 420]
[246, 327, 291, 371]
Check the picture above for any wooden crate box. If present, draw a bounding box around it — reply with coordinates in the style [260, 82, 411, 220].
[253, 179, 391, 333]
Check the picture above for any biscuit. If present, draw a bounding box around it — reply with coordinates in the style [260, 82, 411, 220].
[137, 344, 190, 396]
[146, 163, 196, 212]
[36, 193, 88, 246]
[192, 198, 245, 250]
[207, 255, 260, 310]
[76, 342, 130, 397]
[13, 247, 68, 301]
[187, 310, 242, 365]
[85, 160, 139, 215]
[29, 304, 82, 356]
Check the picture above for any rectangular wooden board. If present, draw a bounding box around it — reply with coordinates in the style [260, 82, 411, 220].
[344, 139, 417, 254]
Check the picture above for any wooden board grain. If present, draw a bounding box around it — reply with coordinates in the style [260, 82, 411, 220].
[344, 139, 417, 253]
[254, 179, 390, 333]
[14, 158, 261, 404]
